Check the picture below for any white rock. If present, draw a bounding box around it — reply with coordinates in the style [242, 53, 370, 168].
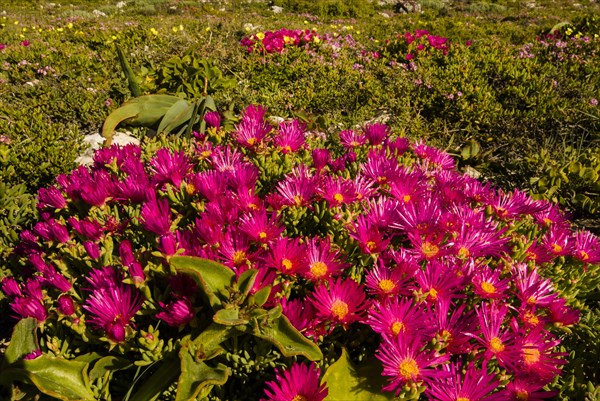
[271, 5, 283, 13]
[379, 12, 390, 18]
[116, 1, 127, 9]
[92, 9, 107, 17]
[76, 131, 140, 165]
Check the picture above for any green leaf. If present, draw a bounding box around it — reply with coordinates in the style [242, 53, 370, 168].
[116, 45, 141, 97]
[128, 357, 180, 401]
[213, 308, 248, 326]
[88, 356, 132, 382]
[170, 256, 235, 309]
[322, 349, 394, 401]
[175, 343, 230, 401]
[251, 308, 322, 361]
[191, 322, 233, 352]
[3, 355, 95, 401]
[157, 99, 194, 136]
[2, 317, 38, 367]
[236, 269, 258, 300]
[101, 95, 181, 146]
[250, 285, 271, 307]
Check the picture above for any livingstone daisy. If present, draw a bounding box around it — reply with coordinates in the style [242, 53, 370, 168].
[310, 277, 367, 328]
[261, 362, 328, 401]
[376, 335, 449, 395]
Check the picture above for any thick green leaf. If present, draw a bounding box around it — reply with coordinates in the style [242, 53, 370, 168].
[322, 349, 394, 401]
[88, 356, 132, 382]
[2, 317, 38, 367]
[170, 256, 235, 309]
[176, 343, 230, 401]
[213, 308, 248, 326]
[157, 99, 194, 135]
[251, 309, 322, 361]
[191, 322, 232, 352]
[128, 357, 180, 401]
[250, 285, 271, 307]
[116, 45, 141, 97]
[236, 269, 258, 300]
[102, 95, 181, 146]
[3, 355, 95, 401]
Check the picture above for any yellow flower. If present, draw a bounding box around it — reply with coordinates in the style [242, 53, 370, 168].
[67, 22, 73, 29]
[303, 20, 308, 24]
[179, 24, 183, 31]
[22, 27, 27, 32]
[150, 27, 158, 36]
[14, 20, 19, 25]
[313, 36, 321, 44]
[57, 27, 63, 32]
[205, 27, 211, 32]
[111, 35, 117, 40]
[256, 32, 265, 40]
[172, 26, 178, 32]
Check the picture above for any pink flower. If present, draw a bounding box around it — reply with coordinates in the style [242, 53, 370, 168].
[426, 362, 499, 401]
[149, 148, 192, 188]
[139, 192, 172, 236]
[376, 336, 449, 394]
[83, 268, 143, 343]
[310, 278, 367, 328]
[204, 111, 221, 128]
[156, 297, 195, 327]
[273, 120, 306, 153]
[262, 363, 328, 401]
[21, 40, 30, 47]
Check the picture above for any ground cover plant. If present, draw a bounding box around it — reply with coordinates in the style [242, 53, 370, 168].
[1, 0, 600, 400]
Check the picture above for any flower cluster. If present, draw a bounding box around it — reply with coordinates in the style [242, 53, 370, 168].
[1, 105, 597, 400]
[382, 29, 454, 62]
[240, 29, 323, 53]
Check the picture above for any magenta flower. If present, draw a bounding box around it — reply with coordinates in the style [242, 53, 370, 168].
[262, 363, 327, 401]
[302, 238, 349, 281]
[238, 210, 284, 244]
[140, 192, 172, 236]
[204, 111, 221, 128]
[83, 269, 143, 343]
[339, 129, 366, 148]
[149, 148, 192, 188]
[362, 123, 390, 146]
[273, 120, 306, 153]
[263, 237, 306, 275]
[57, 295, 76, 316]
[376, 336, 449, 394]
[572, 229, 600, 263]
[310, 278, 367, 328]
[368, 298, 432, 340]
[37, 186, 67, 209]
[317, 176, 356, 207]
[426, 362, 499, 401]
[156, 297, 195, 327]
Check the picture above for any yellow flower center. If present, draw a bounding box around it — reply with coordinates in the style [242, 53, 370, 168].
[516, 390, 530, 401]
[480, 281, 496, 294]
[551, 243, 563, 254]
[233, 251, 247, 266]
[249, 203, 260, 211]
[543, 217, 553, 226]
[496, 207, 508, 217]
[185, 183, 196, 195]
[258, 231, 267, 240]
[578, 250, 589, 261]
[310, 261, 328, 278]
[333, 193, 344, 203]
[281, 258, 293, 271]
[391, 321, 405, 336]
[330, 299, 349, 320]
[522, 345, 541, 365]
[284, 145, 292, 153]
[247, 137, 257, 146]
[366, 241, 377, 251]
[490, 337, 505, 353]
[294, 195, 304, 206]
[523, 310, 540, 326]
[377, 176, 387, 184]
[378, 279, 396, 293]
[421, 241, 439, 258]
[403, 194, 411, 203]
[398, 358, 419, 381]
[457, 398, 470, 401]
[292, 396, 308, 401]
[427, 288, 438, 301]
[527, 296, 537, 305]
[201, 150, 212, 158]
[458, 246, 470, 259]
